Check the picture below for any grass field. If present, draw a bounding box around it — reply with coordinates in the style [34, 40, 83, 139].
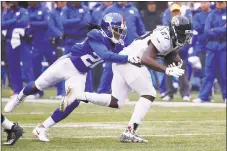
[1, 88, 226, 151]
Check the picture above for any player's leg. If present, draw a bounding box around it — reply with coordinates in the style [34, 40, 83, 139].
[193, 51, 216, 102]
[2, 114, 24, 145]
[6, 40, 23, 97]
[33, 59, 87, 141]
[4, 56, 69, 112]
[97, 62, 113, 93]
[216, 51, 226, 102]
[65, 63, 131, 110]
[120, 66, 156, 143]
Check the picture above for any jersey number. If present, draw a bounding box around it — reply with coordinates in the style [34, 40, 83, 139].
[81, 52, 103, 68]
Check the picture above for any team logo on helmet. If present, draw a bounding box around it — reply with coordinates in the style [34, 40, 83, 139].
[104, 15, 113, 24]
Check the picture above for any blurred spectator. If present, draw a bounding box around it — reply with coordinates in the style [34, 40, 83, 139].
[193, 2, 226, 103]
[48, 1, 66, 98]
[162, 2, 192, 25]
[91, 2, 113, 25]
[141, 2, 162, 31]
[97, 2, 146, 94]
[1, 2, 32, 98]
[61, 2, 93, 92]
[27, 2, 57, 98]
[162, 3, 191, 102]
[140, 2, 164, 92]
[191, 2, 211, 74]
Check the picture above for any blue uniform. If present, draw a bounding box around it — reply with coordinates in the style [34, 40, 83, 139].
[2, 7, 34, 94]
[28, 4, 58, 97]
[97, 3, 146, 93]
[61, 3, 91, 54]
[68, 29, 127, 73]
[61, 3, 93, 92]
[48, 7, 65, 96]
[199, 8, 226, 101]
[91, 4, 108, 25]
[103, 3, 146, 46]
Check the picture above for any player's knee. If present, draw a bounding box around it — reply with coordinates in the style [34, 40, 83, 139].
[23, 81, 41, 95]
[141, 95, 155, 102]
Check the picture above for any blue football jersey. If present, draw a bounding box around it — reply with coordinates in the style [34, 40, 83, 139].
[68, 29, 128, 73]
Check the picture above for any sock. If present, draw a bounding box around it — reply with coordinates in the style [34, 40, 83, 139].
[128, 97, 152, 129]
[2, 115, 14, 130]
[85, 92, 111, 107]
[18, 81, 41, 101]
[42, 117, 56, 128]
[51, 100, 80, 123]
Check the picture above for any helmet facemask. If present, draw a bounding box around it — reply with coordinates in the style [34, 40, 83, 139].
[108, 24, 127, 45]
[172, 24, 192, 47]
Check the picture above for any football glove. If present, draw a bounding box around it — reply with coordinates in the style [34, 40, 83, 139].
[128, 56, 142, 67]
[165, 63, 185, 77]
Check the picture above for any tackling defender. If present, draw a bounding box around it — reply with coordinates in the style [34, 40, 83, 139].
[61, 15, 192, 143]
[4, 13, 141, 139]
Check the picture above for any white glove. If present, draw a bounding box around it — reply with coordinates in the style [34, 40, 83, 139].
[128, 56, 142, 67]
[165, 63, 185, 77]
[169, 59, 183, 68]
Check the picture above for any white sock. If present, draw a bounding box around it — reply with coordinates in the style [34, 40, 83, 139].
[2, 117, 14, 130]
[128, 97, 152, 127]
[17, 88, 27, 101]
[85, 92, 111, 107]
[42, 117, 56, 128]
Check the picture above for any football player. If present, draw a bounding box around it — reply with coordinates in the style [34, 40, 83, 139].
[4, 13, 141, 139]
[1, 114, 24, 145]
[61, 15, 192, 143]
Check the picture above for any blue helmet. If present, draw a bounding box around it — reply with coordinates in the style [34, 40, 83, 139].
[100, 13, 127, 45]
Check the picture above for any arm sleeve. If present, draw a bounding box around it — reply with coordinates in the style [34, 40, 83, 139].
[15, 10, 29, 28]
[30, 8, 49, 28]
[212, 26, 226, 36]
[1, 18, 17, 29]
[204, 13, 219, 38]
[48, 13, 62, 37]
[88, 39, 128, 63]
[62, 8, 91, 27]
[193, 14, 204, 34]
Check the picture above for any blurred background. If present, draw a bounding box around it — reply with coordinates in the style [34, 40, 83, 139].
[1, 1, 226, 103]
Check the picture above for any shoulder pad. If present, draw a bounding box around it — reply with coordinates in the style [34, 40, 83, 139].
[151, 27, 171, 53]
[87, 29, 105, 42]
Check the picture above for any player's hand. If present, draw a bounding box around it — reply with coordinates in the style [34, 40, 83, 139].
[128, 56, 142, 67]
[165, 63, 185, 77]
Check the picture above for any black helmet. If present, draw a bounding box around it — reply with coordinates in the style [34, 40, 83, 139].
[169, 15, 192, 47]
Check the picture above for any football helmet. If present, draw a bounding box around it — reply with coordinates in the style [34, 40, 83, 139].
[100, 13, 127, 45]
[169, 15, 192, 47]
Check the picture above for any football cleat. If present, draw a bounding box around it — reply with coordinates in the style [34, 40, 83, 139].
[162, 95, 173, 102]
[183, 96, 190, 102]
[60, 87, 86, 112]
[32, 125, 49, 142]
[120, 126, 148, 143]
[3, 123, 24, 145]
[4, 96, 21, 113]
[192, 98, 206, 103]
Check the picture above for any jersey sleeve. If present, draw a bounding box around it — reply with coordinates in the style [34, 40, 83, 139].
[87, 29, 128, 63]
[150, 28, 171, 54]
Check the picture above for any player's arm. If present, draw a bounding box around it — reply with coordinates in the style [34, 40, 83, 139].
[141, 43, 184, 77]
[30, 8, 49, 28]
[89, 39, 128, 63]
[141, 43, 167, 72]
